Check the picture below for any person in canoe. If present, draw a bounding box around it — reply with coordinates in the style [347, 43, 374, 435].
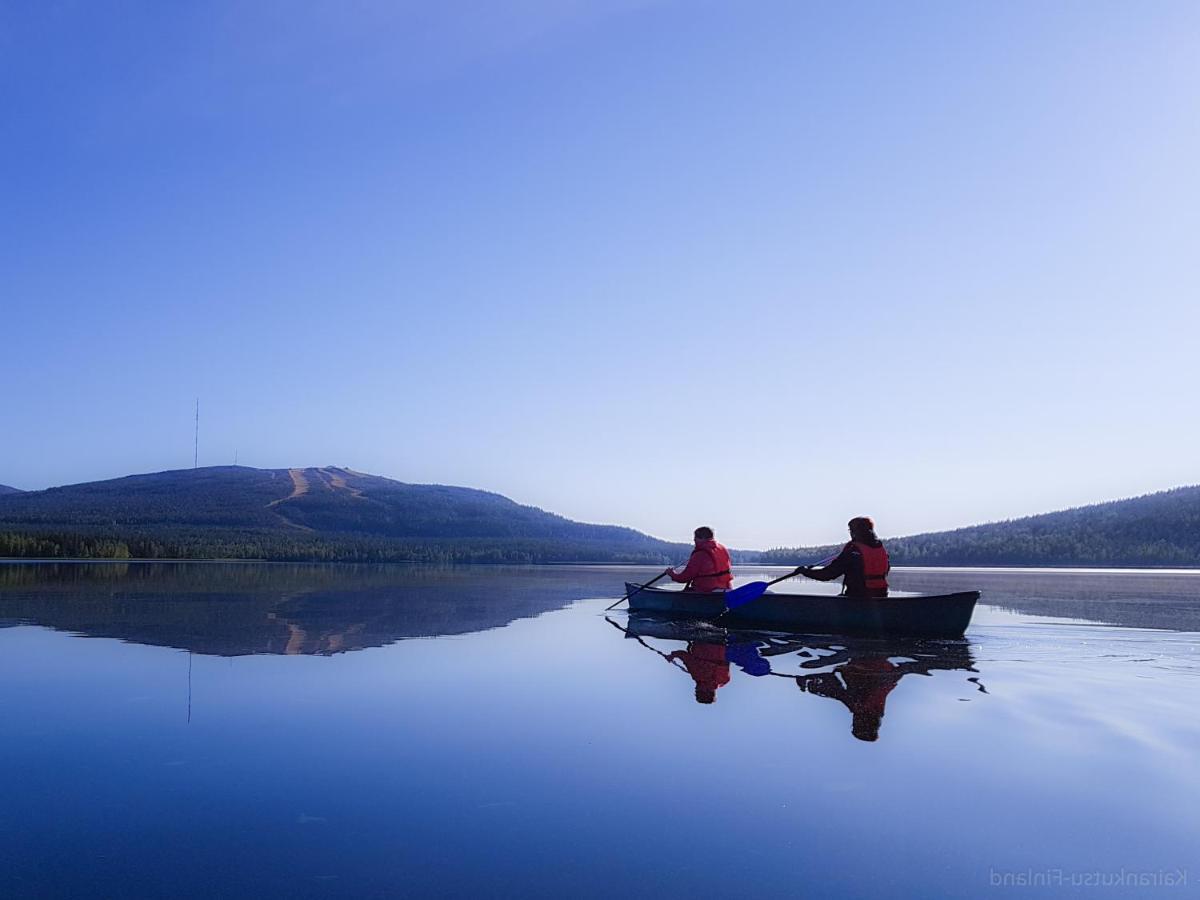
[664, 526, 734, 592]
[794, 517, 890, 598]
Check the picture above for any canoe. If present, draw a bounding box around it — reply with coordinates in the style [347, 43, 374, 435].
[623, 582, 980, 638]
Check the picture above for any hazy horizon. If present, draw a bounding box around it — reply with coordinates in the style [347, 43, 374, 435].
[4, 2, 1199, 546]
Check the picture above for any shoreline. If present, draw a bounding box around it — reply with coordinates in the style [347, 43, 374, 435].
[1, 558, 1199, 574]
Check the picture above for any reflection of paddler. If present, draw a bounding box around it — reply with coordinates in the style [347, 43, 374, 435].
[606, 618, 728, 704]
[795, 655, 902, 742]
[666, 642, 730, 704]
[786, 638, 984, 742]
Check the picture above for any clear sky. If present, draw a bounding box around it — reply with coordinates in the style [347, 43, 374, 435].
[3, 1, 1198, 548]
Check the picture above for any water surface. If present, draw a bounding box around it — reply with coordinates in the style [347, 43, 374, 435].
[1, 563, 1196, 897]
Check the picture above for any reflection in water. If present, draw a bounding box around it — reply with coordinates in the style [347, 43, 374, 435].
[667, 643, 729, 704]
[1, 564, 1198, 896]
[797, 656, 898, 742]
[890, 568, 1200, 631]
[787, 640, 985, 741]
[608, 622, 728, 702]
[612, 614, 985, 741]
[0, 562, 605, 655]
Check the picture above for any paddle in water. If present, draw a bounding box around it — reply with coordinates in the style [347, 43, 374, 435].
[720, 552, 840, 611]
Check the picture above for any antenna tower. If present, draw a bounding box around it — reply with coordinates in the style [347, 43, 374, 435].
[193, 398, 199, 469]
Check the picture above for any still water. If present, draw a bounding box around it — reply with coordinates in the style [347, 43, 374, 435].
[1, 563, 1197, 898]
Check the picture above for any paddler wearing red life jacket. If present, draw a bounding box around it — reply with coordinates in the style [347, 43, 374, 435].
[665, 526, 734, 593]
[795, 517, 890, 598]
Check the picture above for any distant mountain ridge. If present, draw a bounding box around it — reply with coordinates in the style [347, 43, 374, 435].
[760, 486, 1200, 568]
[0, 484, 23, 495]
[0, 466, 687, 564]
[2, 467, 1198, 566]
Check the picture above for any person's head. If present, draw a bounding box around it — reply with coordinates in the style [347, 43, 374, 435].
[696, 685, 717, 704]
[693, 526, 714, 544]
[848, 516, 877, 542]
[851, 710, 881, 742]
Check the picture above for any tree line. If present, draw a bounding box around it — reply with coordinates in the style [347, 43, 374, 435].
[0, 528, 682, 565]
[760, 487, 1200, 568]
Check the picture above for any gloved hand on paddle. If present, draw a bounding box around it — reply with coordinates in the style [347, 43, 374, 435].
[793, 565, 813, 578]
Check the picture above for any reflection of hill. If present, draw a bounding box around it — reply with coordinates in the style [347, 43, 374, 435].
[889, 568, 1200, 631]
[0, 562, 601, 656]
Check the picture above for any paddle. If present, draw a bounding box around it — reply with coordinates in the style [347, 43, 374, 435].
[605, 570, 672, 611]
[718, 551, 841, 614]
[604, 617, 688, 671]
[721, 570, 802, 611]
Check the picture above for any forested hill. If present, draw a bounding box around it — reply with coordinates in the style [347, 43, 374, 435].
[0, 466, 690, 564]
[0, 484, 24, 495]
[760, 486, 1200, 568]
[5, 468, 1198, 566]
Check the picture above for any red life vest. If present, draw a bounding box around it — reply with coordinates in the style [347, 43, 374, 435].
[688, 540, 733, 592]
[853, 541, 890, 592]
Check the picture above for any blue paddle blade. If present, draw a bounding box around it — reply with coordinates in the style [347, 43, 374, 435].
[723, 580, 768, 609]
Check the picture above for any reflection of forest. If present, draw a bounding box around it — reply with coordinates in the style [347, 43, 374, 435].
[889, 569, 1200, 631]
[616, 615, 985, 742]
[0, 563, 604, 656]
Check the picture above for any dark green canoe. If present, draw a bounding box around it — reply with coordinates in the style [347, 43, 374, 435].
[623, 582, 980, 638]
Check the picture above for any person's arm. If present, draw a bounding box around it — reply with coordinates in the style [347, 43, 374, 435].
[796, 545, 853, 582]
[666, 550, 704, 583]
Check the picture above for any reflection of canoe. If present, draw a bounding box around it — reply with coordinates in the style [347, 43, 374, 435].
[623, 583, 979, 637]
[620, 614, 729, 643]
[621, 613, 976, 662]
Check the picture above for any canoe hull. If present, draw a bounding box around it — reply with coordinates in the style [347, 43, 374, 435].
[623, 583, 979, 638]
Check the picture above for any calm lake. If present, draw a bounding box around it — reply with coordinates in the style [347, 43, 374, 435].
[1, 563, 1197, 898]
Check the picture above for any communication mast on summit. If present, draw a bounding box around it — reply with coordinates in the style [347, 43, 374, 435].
[193, 398, 199, 469]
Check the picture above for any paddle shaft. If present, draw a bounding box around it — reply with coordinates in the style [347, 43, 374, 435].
[713, 572, 796, 622]
[753, 553, 840, 591]
[604, 617, 688, 671]
[605, 570, 670, 611]
[713, 561, 830, 622]
[764, 571, 803, 588]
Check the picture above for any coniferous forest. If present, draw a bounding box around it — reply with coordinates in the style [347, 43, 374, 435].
[760, 487, 1200, 568]
[1, 467, 1198, 566]
[0, 467, 690, 564]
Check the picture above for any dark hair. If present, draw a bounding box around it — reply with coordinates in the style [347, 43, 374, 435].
[694, 526, 714, 541]
[696, 686, 716, 704]
[848, 517, 877, 541]
[852, 711, 881, 742]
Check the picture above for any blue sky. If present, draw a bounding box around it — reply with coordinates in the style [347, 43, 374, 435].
[3, 1, 1198, 548]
